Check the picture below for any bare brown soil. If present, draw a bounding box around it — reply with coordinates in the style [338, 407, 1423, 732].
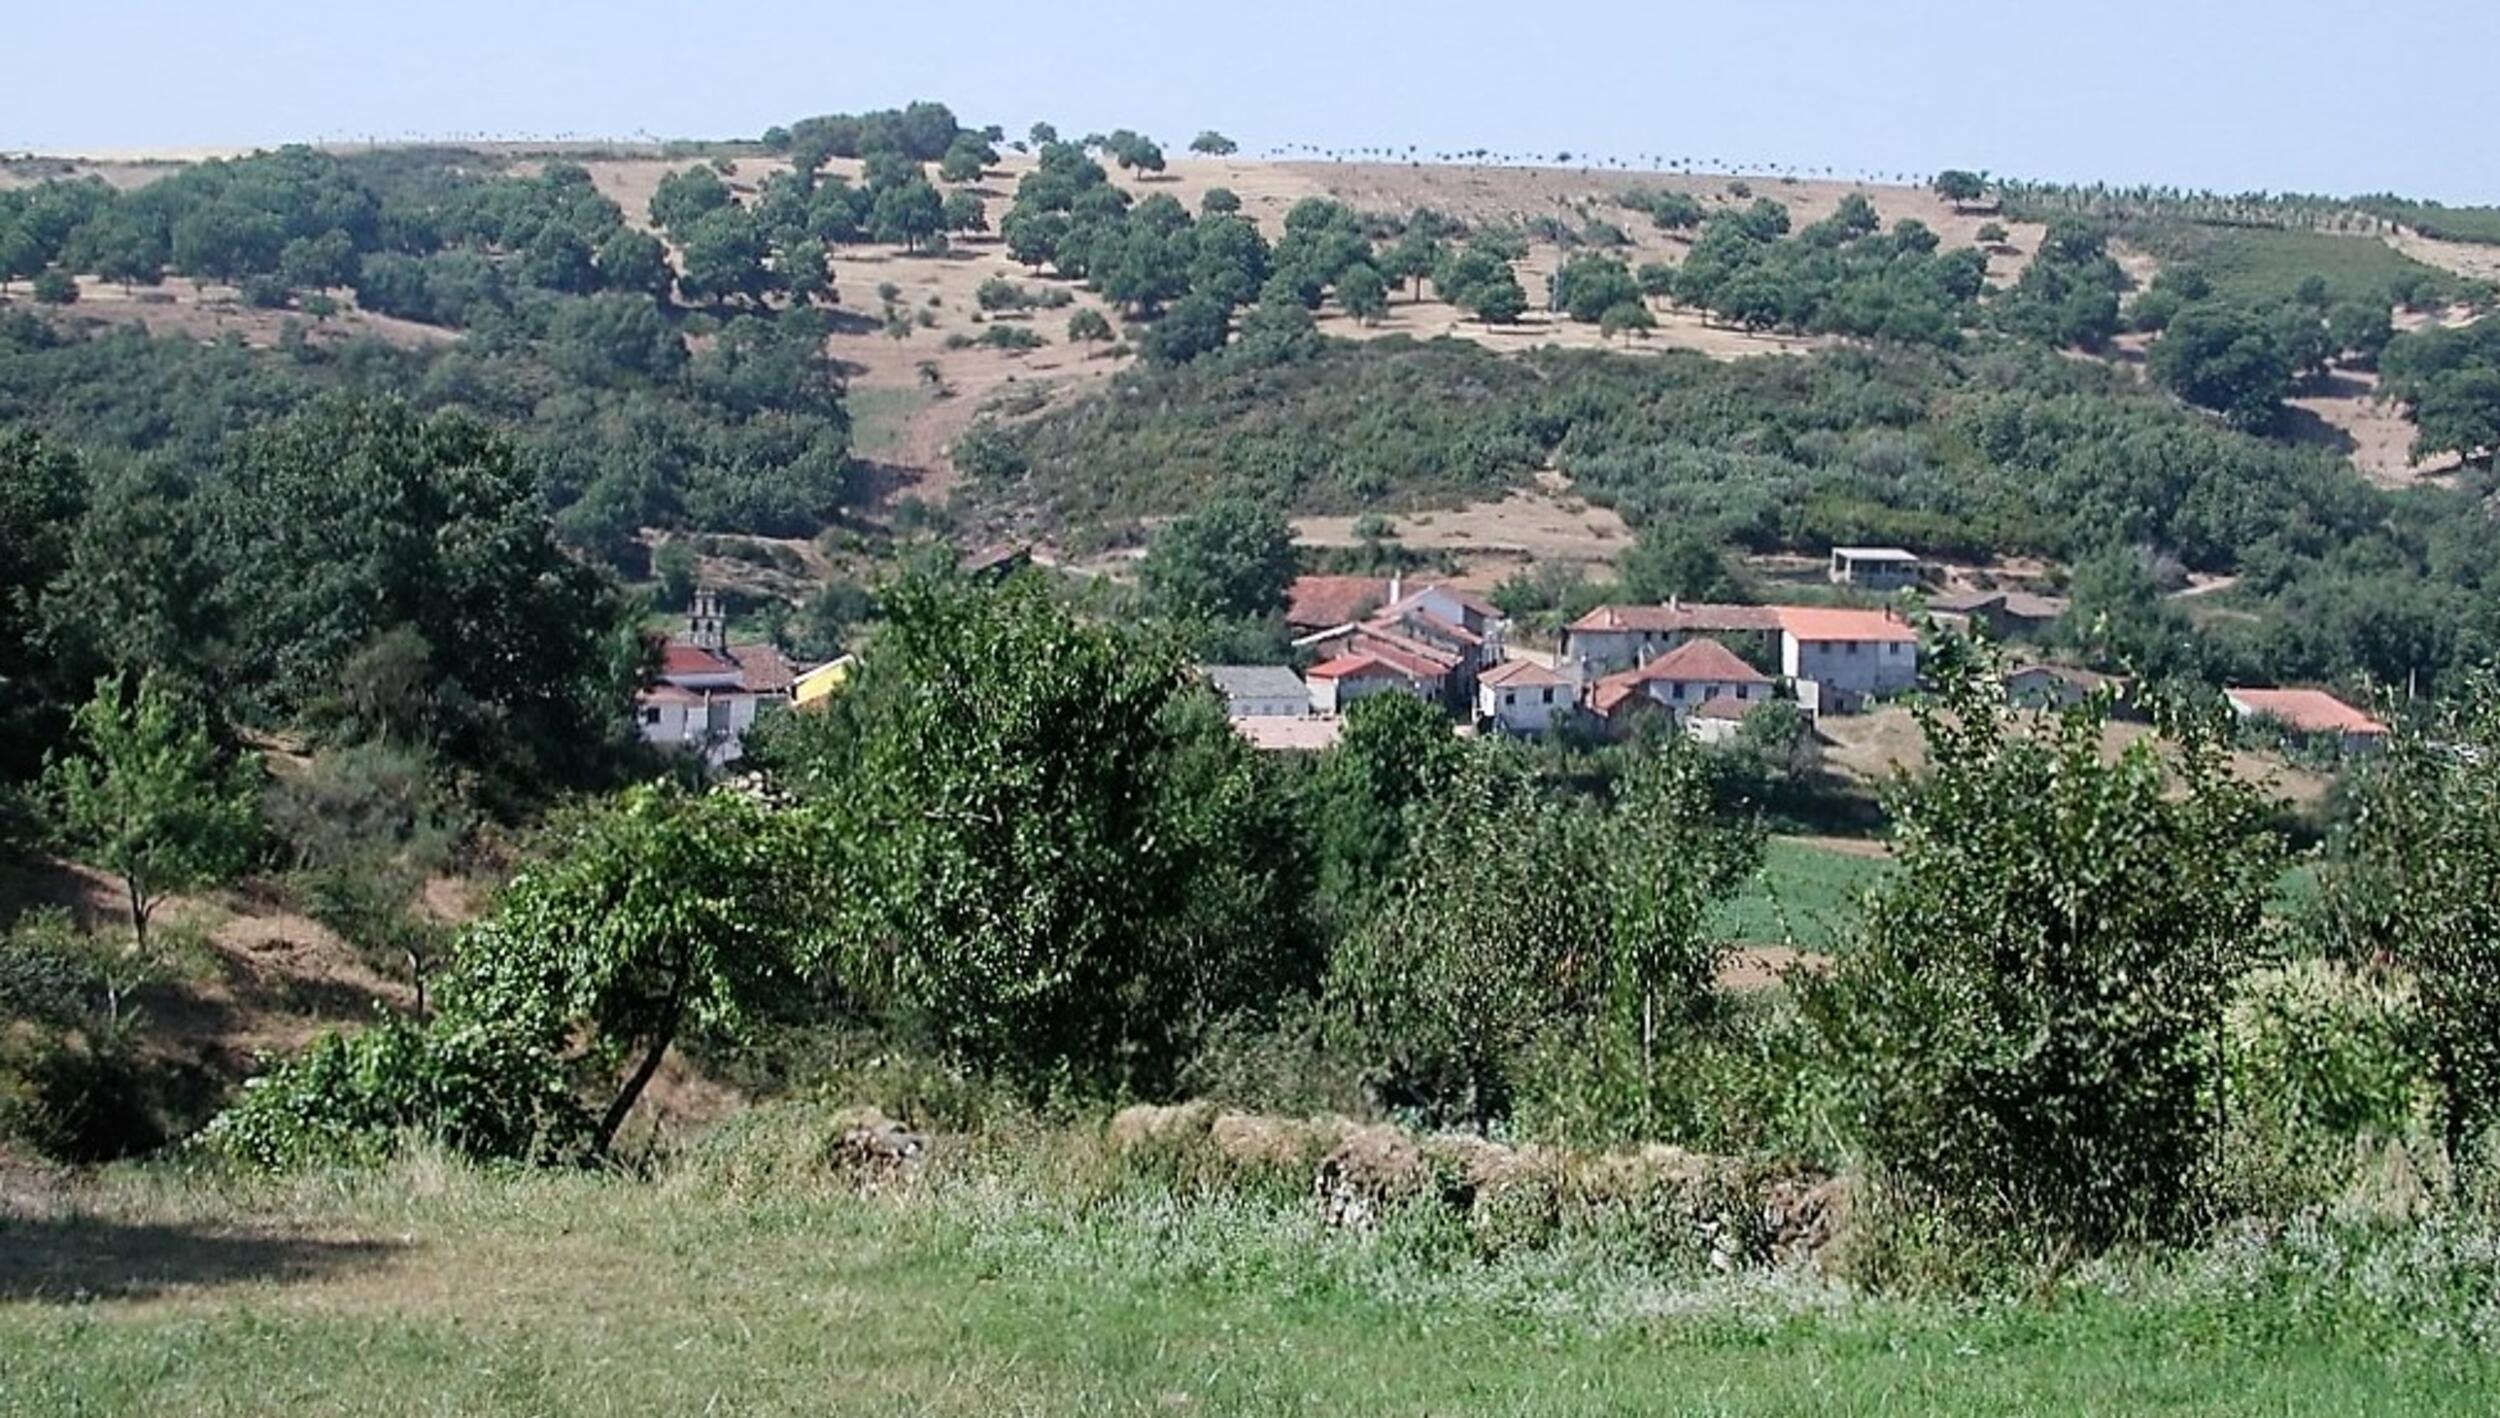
[1817, 706, 2334, 807]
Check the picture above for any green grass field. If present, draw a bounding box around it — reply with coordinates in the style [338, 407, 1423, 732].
[1714, 837, 1891, 950]
[2118, 221, 2478, 307]
[3, 1157, 2492, 1416]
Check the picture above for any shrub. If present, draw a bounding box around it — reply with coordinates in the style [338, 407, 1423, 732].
[205, 1015, 587, 1170]
[1806, 651, 2281, 1257]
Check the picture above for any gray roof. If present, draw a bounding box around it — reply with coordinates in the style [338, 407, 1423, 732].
[1832, 546, 1919, 562]
[1202, 665, 1308, 700]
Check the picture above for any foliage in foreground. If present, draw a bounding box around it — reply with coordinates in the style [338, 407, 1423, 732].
[1808, 651, 2282, 1256]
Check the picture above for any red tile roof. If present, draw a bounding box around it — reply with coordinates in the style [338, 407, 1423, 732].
[1387, 607, 1483, 646]
[728, 642, 795, 693]
[1346, 636, 1452, 680]
[1633, 636, 1771, 684]
[1307, 653, 1412, 682]
[1772, 607, 1919, 644]
[636, 683, 708, 706]
[1691, 692, 1771, 721]
[2227, 688, 2386, 736]
[1568, 603, 1784, 634]
[1479, 658, 1569, 687]
[660, 642, 737, 678]
[1286, 575, 1392, 629]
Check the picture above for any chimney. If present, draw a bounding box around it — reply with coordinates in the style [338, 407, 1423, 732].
[1387, 571, 1403, 605]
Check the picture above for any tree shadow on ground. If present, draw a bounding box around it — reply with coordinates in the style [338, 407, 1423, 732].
[0, 1213, 405, 1302]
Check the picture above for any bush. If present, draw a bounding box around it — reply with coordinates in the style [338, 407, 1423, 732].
[30, 269, 77, 304]
[2220, 960, 2435, 1216]
[204, 1015, 587, 1169]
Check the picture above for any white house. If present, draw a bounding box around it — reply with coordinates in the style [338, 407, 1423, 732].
[1475, 658, 1571, 735]
[633, 589, 795, 766]
[1588, 636, 1772, 723]
[1202, 664, 1310, 718]
[1828, 546, 1921, 590]
[1777, 607, 1918, 713]
[1561, 602, 1784, 678]
[1306, 653, 1431, 715]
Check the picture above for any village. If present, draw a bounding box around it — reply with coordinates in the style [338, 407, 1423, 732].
[631, 545, 2392, 767]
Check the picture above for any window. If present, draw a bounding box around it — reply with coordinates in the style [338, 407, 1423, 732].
[640, 707, 662, 725]
[1846, 641, 1862, 656]
[1671, 682, 1686, 701]
[1541, 687, 1554, 705]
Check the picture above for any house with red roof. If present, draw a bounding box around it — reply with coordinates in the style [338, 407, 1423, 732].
[1475, 658, 1572, 734]
[1777, 606, 1919, 713]
[1307, 652, 1435, 715]
[634, 588, 796, 766]
[1589, 637, 1773, 725]
[2225, 687, 2388, 754]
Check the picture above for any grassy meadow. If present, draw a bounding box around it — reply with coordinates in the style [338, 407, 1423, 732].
[4, 1143, 2495, 1418]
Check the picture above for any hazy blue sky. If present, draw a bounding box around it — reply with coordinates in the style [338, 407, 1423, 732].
[8, 1, 2496, 201]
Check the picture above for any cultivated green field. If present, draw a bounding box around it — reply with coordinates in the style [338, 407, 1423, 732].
[1713, 837, 1891, 950]
[4, 1156, 2492, 1417]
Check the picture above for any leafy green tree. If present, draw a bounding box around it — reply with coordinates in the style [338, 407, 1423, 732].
[1380, 229, 1443, 301]
[1189, 130, 1238, 157]
[1336, 261, 1388, 324]
[1932, 169, 1988, 207]
[1067, 306, 1114, 347]
[1307, 691, 1463, 926]
[1028, 121, 1058, 147]
[30, 268, 76, 304]
[648, 165, 732, 234]
[870, 178, 945, 251]
[1806, 653, 2278, 1254]
[1188, 213, 1270, 307]
[1552, 253, 1642, 323]
[1140, 497, 1296, 620]
[2151, 303, 2295, 432]
[1616, 524, 1744, 604]
[1331, 755, 1606, 1127]
[1598, 300, 1655, 341]
[1635, 261, 1675, 302]
[0, 428, 84, 784]
[937, 132, 996, 184]
[795, 573, 1306, 1088]
[2318, 671, 2500, 1176]
[777, 236, 832, 302]
[2326, 299, 2393, 368]
[675, 205, 775, 306]
[1200, 186, 1242, 216]
[941, 189, 987, 235]
[206, 400, 632, 790]
[1975, 221, 2009, 246]
[44, 672, 258, 965]
[1604, 744, 1762, 1095]
[456, 785, 821, 1153]
[1142, 292, 1229, 363]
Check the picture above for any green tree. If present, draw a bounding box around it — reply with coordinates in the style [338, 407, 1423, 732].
[0, 428, 85, 784]
[206, 400, 632, 790]
[1598, 300, 1656, 341]
[675, 206, 774, 306]
[44, 672, 258, 969]
[796, 573, 1305, 1088]
[1189, 130, 1238, 157]
[2319, 671, 2500, 1177]
[1616, 524, 1744, 604]
[938, 132, 996, 183]
[1330, 755, 1606, 1128]
[1604, 744, 1763, 1097]
[30, 268, 76, 304]
[2150, 303, 2295, 432]
[1932, 169, 1988, 207]
[778, 236, 831, 303]
[870, 179, 945, 252]
[1141, 292, 1229, 364]
[1307, 691, 1464, 928]
[648, 165, 731, 234]
[1140, 496, 1297, 620]
[1336, 261, 1388, 324]
[1188, 213, 1271, 307]
[1806, 653, 2279, 1255]
[594, 226, 671, 299]
[1380, 229, 1443, 301]
[1067, 306, 1114, 347]
[456, 785, 821, 1153]
[941, 189, 987, 235]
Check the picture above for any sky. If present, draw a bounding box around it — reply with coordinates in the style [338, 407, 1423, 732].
[8, 1, 2498, 203]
